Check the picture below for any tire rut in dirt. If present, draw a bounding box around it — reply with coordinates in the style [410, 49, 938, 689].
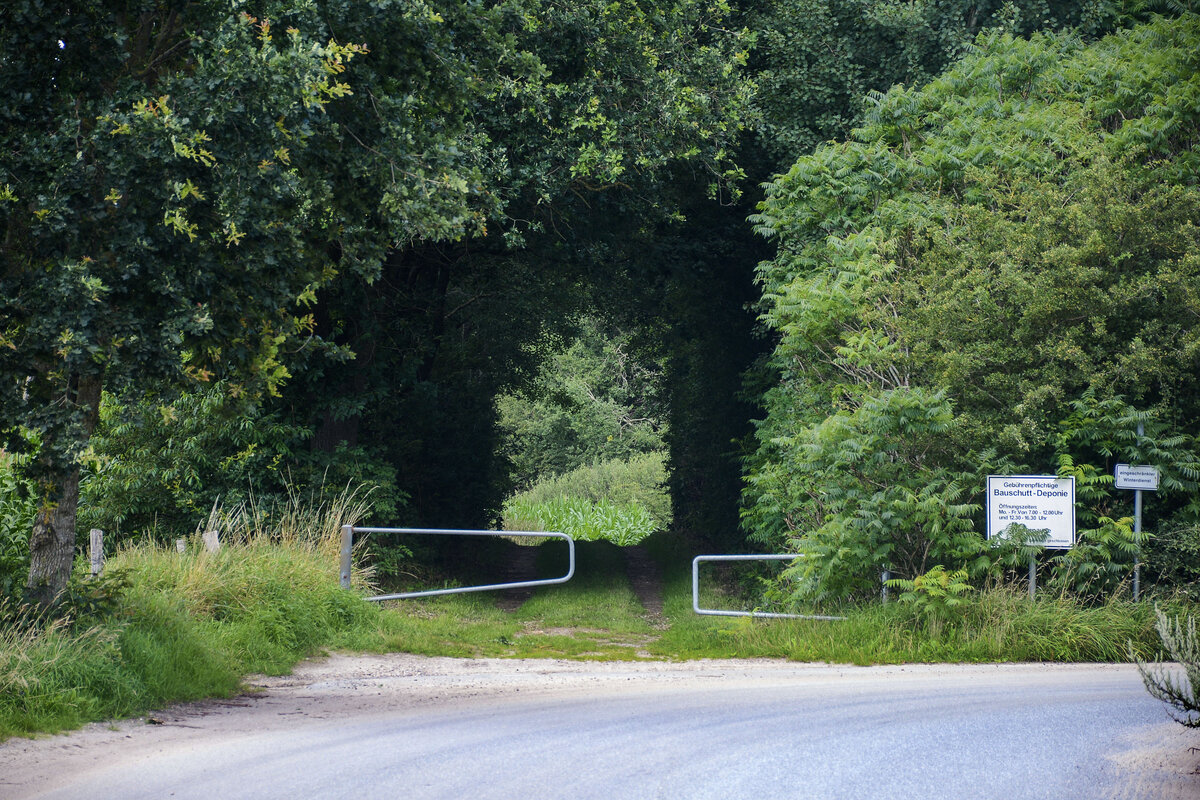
[495, 543, 539, 612]
[624, 544, 667, 628]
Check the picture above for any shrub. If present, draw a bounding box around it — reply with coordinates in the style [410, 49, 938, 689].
[760, 389, 985, 603]
[503, 495, 657, 546]
[1143, 522, 1200, 602]
[1133, 608, 1200, 727]
[1050, 515, 1143, 599]
[502, 452, 670, 546]
[512, 452, 671, 527]
[80, 387, 403, 543]
[887, 565, 975, 634]
[0, 453, 36, 599]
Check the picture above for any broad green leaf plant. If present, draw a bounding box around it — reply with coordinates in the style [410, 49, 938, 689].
[745, 15, 1200, 603]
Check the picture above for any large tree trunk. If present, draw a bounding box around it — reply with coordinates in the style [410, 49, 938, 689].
[25, 373, 104, 607]
[25, 470, 85, 606]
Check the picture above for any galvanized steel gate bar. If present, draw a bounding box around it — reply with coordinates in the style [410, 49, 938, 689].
[341, 526, 575, 602]
[692, 554, 845, 621]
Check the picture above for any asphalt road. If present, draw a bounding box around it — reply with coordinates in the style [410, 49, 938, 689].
[3, 656, 1197, 800]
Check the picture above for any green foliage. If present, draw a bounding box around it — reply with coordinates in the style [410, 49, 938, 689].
[52, 569, 133, 626]
[1, 3, 376, 468]
[499, 318, 667, 489]
[758, 388, 984, 601]
[0, 1, 401, 596]
[985, 523, 1051, 579]
[1144, 523, 1200, 602]
[1054, 390, 1200, 523]
[0, 0, 753, 597]
[80, 386, 401, 542]
[887, 565, 975, 632]
[509, 452, 671, 527]
[746, 15, 1200, 601]
[502, 451, 669, 545]
[81, 388, 305, 540]
[1048, 391, 1200, 597]
[1134, 608, 1200, 727]
[504, 495, 657, 546]
[749, 0, 1112, 161]
[1052, 516, 1145, 598]
[0, 454, 35, 598]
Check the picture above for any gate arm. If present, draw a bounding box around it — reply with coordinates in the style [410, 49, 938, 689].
[340, 526, 574, 602]
[692, 554, 845, 621]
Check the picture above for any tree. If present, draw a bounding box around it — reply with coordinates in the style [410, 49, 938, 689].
[0, 1, 522, 603]
[499, 316, 667, 489]
[748, 0, 1113, 161]
[1, 0, 756, 600]
[650, 0, 1106, 548]
[745, 15, 1200, 596]
[286, 0, 754, 529]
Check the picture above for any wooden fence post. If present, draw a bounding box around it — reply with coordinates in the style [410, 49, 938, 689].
[202, 529, 220, 553]
[90, 529, 104, 577]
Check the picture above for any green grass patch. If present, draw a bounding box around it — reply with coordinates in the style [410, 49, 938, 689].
[350, 541, 656, 660]
[0, 545, 373, 739]
[0, 495, 384, 739]
[504, 495, 657, 545]
[645, 536, 1167, 664]
[0, 529, 1183, 741]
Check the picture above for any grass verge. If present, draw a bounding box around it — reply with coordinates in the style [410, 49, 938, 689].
[647, 535, 1167, 664]
[0, 531, 1180, 740]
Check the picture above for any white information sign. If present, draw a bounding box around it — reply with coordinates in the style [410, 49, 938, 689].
[1114, 464, 1159, 491]
[986, 475, 1076, 548]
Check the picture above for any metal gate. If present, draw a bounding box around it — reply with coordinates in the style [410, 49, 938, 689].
[340, 526, 575, 602]
[692, 554, 844, 621]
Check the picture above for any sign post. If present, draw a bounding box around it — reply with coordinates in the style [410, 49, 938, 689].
[987, 475, 1076, 599]
[1114, 425, 1158, 602]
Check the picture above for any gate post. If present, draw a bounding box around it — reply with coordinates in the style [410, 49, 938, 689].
[340, 525, 354, 589]
[90, 529, 104, 577]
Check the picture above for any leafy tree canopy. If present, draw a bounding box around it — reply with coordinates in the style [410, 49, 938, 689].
[0, 0, 753, 600]
[745, 14, 1200, 598]
[748, 0, 1114, 161]
[499, 315, 667, 489]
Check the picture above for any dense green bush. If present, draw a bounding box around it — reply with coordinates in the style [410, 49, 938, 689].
[511, 452, 671, 528]
[746, 16, 1200, 603]
[886, 565, 975, 635]
[0, 454, 36, 599]
[1144, 523, 1200, 602]
[504, 495, 657, 546]
[501, 452, 669, 546]
[81, 387, 402, 543]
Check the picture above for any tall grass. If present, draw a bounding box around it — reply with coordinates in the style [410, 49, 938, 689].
[512, 453, 671, 526]
[0, 487, 380, 739]
[644, 536, 1164, 664]
[504, 495, 657, 545]
[503, 452, 670, 545]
